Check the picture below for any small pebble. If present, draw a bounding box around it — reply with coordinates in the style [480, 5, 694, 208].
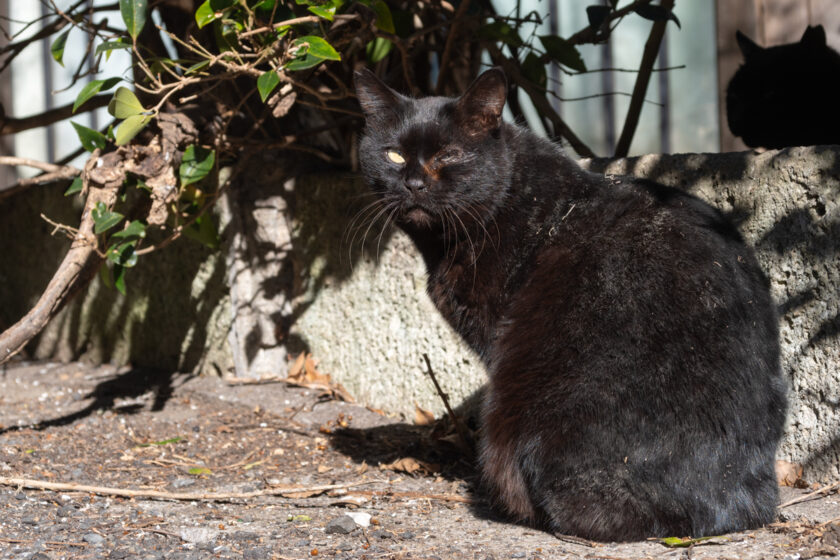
[171, 478, 196, 489]
[82, 532, 105, 545]
[510, 552, 526, 559]
[179, 527, 219, 544]
[400, 531, 415, 540]
[346, 512, 371, 528]
[371, 529, 393, 539]
[325, 516, 358, 534]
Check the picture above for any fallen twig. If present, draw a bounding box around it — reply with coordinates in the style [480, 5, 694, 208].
[780, 480, 840, 508]
[348, 489, 471, 504]
[0, 476, 377, 502]
[0, 536, 87, 547]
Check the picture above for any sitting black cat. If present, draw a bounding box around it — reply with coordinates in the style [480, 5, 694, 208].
[727, 25, 840, 148]
[355, 68, 787, 542]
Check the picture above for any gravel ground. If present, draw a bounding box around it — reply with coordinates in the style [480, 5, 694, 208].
[1, 360, 839, 560]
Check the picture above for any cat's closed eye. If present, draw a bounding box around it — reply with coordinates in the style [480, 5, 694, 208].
[386, 150, 405, 164]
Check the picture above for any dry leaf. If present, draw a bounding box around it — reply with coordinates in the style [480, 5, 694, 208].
[379, 457, 440, 475]
[356, 461, 368, 474]
[317, 464, 332, 474]
[414, 403, 436, 426]
[776, 460, 804, 487]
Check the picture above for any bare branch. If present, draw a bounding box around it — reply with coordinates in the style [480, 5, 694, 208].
[613, 0, 674, 158]
[0, 93, 111, 136]
[0, 152, 117, 365]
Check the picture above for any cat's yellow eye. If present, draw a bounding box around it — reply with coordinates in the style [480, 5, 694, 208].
[386, 150, 405, 164]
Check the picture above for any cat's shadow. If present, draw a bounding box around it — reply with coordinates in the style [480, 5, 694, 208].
[327, 387, 516, 525]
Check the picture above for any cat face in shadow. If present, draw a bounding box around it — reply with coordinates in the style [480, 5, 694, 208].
[354, 69, 512, 232]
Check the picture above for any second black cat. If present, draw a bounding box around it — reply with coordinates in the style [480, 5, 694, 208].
[727, 25, 840, 148]
[355, 68, 787, 541]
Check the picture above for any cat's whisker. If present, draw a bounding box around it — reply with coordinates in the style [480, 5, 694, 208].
[375, 204, 400, 258]
[360, 201, 397, 262]
[344, 198, 387, 268]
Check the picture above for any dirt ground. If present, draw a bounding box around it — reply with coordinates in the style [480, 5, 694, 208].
[1, 360, 839, 560]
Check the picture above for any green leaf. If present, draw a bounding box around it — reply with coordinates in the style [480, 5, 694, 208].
[366, 37, 392, 63]
[195, 0, 235, 29]
[188, 467, 212, 475]
[539, 35, 587, 72]
[106, 240, 138, 267]
[179, 145, 216, 186]
[64, 176, 83, 196]
[184, 60, 211, 75]
[633, 4, 681, 29]
[521, 52, 546, 89]
[111, 220, 147, 240]
[120, 0, 148, 40]
[114, 264, 127, 294]
[51, 29, 70, 66]
[108, 87, 146, 118]
[295, 35, 340, 61]
[137, 436, 183, 447]
[287, 514, 311, 522]
[115, 114, 152, 146]
[74, 77, 122, 113]
[71, 121, 108, 152]
[95, 40, 132, 59]
[257, 70, 281, 102]
[478, 21, 523, 48]
[99, 261, 114, 289]
[371, 0, 395, 33]
[184, 214, 220, 249]
[308, 5, 336, 20]
[656, 535, 727, 548]
[92, 202, 125, 234]
[284, 53, 323, 71]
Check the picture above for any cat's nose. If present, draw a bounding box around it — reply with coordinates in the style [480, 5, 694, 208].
[404, 176, 426, 193]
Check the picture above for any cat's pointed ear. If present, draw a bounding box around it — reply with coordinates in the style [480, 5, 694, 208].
[735, 30, 763, 59]
[354, 69, 405, 126]
[454, 68, 507, 136]
[800, 25, 827, 48]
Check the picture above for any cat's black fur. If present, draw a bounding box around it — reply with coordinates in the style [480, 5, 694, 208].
[727, 25, 840, 148]
[354, 68, 787, 542]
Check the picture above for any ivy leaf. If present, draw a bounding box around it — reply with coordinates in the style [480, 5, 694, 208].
[308, 5, 336, 20]
[110, 220, 147, 241]
[188, 467, 212, 475]
[114, 264, 127, 294]
[106, 240, 138, 268]
[71, 121, 108, 152]
[585, 5, 611, 29]
[371, 0, 395, 34]
[284, 53, 323, 71]
[184, 60, 211, 75]
[115, 114, 152, 146]
[51, 29, 70, 66]
[633, 4, 681, 29]
[295, 36, 340, 61]
[95, 40, 132, 59]
[521, 52, 546, 89]
[73, 77, 122, 113]
[366, 37, 392, 63]
[108, 87, 146, 118]
[179, 145, 215, 186]
[539, 35, 587, 72]
[478, 21, 523, 48]
[120, 0, 148, 40]
[257, 70, 281, 102]
[64, 176, 83, 196]
[92, 202, 125, 234]
[195, 0, 235, 28]
[183, 214, 220, 249]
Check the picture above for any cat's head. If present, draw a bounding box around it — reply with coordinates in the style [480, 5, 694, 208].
[354, 68, 512, 231]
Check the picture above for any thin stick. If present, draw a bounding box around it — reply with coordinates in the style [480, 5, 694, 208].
[422, 353, 473, 456]
[780, 480, 840, 508]
[349, 489, 471, 504]
[0, 476, 376, 502]
[0, 537, 87, 547]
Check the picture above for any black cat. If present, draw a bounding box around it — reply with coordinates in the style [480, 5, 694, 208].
[727, 25, 840, 148]
[354, 68, 787, 541]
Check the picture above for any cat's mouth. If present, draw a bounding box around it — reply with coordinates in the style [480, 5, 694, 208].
[403, 205, 435, 227]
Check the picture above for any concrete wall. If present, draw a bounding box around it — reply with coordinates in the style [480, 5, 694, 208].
[1, 146, 838, 481]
